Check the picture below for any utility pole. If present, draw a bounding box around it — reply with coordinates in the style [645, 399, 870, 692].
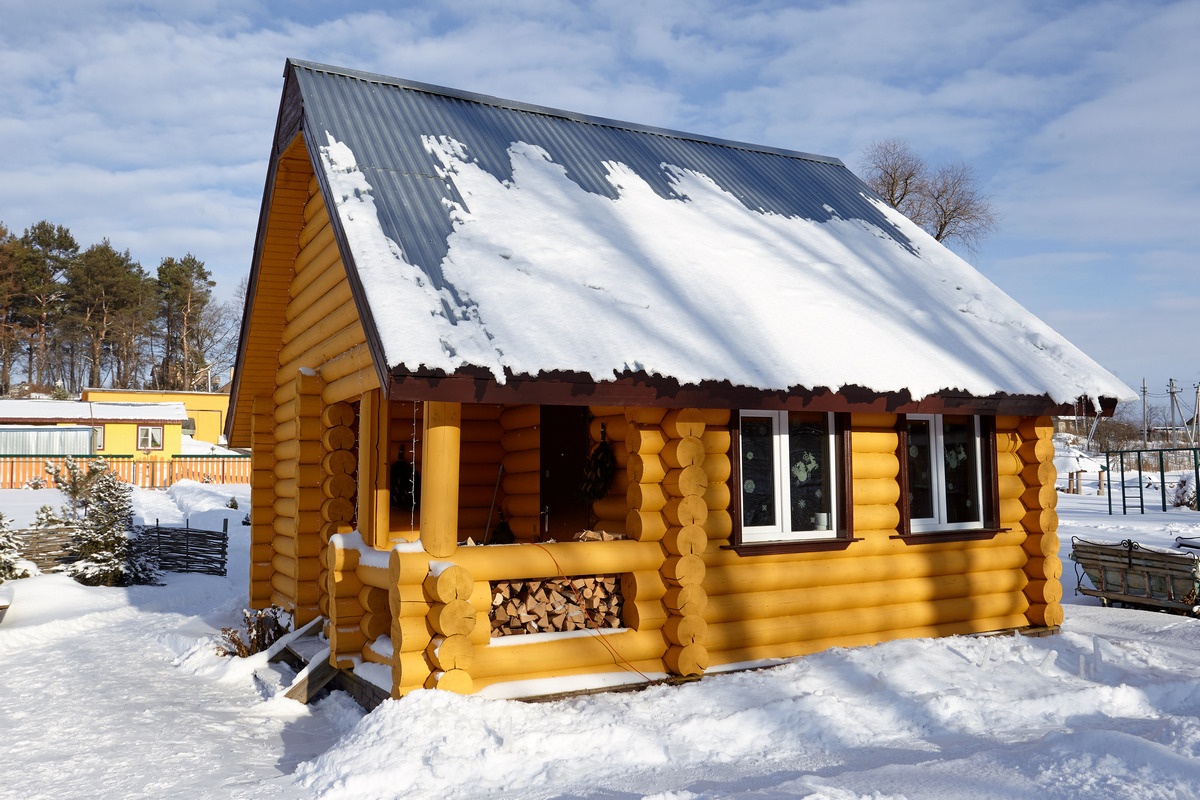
[1194, 383, 1199, 444]
[1142, 378, 1149, 448]
[1169, 379, 1178, 448]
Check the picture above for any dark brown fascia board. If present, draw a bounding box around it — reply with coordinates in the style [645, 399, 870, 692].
[387, 366, 1087, 416]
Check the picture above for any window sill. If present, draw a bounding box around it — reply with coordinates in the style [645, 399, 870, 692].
[724, 537, 863, 556]
[892, 528, 1009, 544]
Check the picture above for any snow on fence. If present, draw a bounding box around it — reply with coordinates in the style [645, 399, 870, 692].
[0, 454, 251, 489]
[140, 519, 229, 576]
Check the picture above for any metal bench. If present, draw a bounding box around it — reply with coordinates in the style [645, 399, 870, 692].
[1070, 537, 1200, 614]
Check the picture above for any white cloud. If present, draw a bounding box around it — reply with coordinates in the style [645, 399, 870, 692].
[0, 0, 1193, 403]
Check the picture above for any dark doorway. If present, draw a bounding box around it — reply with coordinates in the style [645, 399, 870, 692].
[540, 405, 591, 539]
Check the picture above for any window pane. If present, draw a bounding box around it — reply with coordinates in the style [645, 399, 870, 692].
[787, 412, 831, 531]
[907, 419, 934, 519]
[740, 416, 777, 527]
[942, 416, 980, 524]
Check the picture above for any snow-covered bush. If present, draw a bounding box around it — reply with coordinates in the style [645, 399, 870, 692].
[64, 470, 160, 587]
[216, 606, 291, 657]
[0, 512, 31, 583]
[1174, 474, 1198, 511]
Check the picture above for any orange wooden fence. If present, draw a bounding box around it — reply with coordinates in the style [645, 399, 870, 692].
[0, 455, 251, 489]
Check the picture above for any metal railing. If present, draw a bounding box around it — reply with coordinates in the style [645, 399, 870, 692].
[1105, 447, 1200, 514]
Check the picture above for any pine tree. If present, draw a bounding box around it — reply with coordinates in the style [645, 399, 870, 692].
[45, 455, 107, 521]
[0, 511, 31, 583]
[65, 470, 159, 586]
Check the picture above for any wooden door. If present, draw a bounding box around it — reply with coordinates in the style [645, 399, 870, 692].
[539, 405, 590, 539]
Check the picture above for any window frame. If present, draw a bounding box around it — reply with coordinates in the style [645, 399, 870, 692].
[137, 425, 164, 451]
[92, 425, 105, 452]
[898, 413, 1000, 538]
[730, 410, 852, 552]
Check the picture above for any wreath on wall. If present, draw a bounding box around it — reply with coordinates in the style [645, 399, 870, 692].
[580, 424, 617, 505]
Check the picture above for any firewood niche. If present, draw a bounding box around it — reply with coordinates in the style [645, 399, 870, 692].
[487, 530, 625, 637]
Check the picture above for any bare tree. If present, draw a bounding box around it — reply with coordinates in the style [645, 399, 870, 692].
[860, 138, 997, 253]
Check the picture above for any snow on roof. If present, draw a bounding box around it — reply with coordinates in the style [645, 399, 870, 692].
[0, 400, 190, 423]
[292, 61, 1134, 405]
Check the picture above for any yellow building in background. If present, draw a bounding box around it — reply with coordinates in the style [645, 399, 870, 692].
[82, 389, 231, 446]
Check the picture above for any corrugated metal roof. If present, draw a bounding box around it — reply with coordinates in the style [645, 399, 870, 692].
[286, 59, 914, 292]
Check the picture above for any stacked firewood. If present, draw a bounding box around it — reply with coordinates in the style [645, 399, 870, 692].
[489, 530, 626, 636]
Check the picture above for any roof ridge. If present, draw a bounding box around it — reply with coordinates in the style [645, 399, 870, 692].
[285, 58, 845, 167]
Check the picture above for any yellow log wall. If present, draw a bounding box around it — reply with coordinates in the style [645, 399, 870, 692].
[1008, 415, 1063, 627]
[499, 405, 540, 542]
[316, 397, 1056, 700]
[701, 412, 1046, 670]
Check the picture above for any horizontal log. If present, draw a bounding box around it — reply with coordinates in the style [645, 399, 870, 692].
[661, 436, 705, 469]
[661, 408, 706, 439]
[995, 432, 1022, 454]
[1020, 460, 1056, 486]
[1021, 483, 1058, 511]
[1022, 508, 1058, 536]
[1017, 417, 1053, 441]
[271, 553, 321, 582]
[703, 568, 1029, 624]
[1022, 531, 1059, 558]
[499, 404, 539, 431]
[626, 510, 668, 542]
[851, 479, 900, 508]
[272, 533, 323, 560]
[1026, 601, 1064, 627]
[360, 611, 390, 640]
[663, 524, 708, 556]
[500, 426, 539, 453]
[664, 465, 708, 498]
[432, 538, 665, 582]
[663, 614, 707, 646]
[703, 510, 733, 541]
[625, 407, 667, 425]
[427, 634, 474, 671]
[663, 554, 705, 585]
[501, 448, 539, 475]
[322, 366, 381, 405]
[321, 344, 374, 385]
[851, 503, 900, 534]
[998, 475, 1025, 501]
[700, 429, 730, 455]
[702, 453, 731, 484]
[589, 414, 627, 443]
[620, 570, 667, 601]
[664, 495, 708, 527]
[1025, 555, 1063, 581]
[424, 565, 474, 602]
[664, 643, 708, 676]
[1023, 578, 1063, 605]
[702, 482, 731, 512]
[470, 629, 668, 680]
[707, 613, 1030, 665]
[359, 585, 390, 614]
[705, 591, 1030, 653]
[629, 453, 666, 484]
[628, 482, 668, 512]
[852, 430, 899, 454]
[626, 425, 666, 456]
[663, 584, 708, 616]
[703, 540, 1030, 596]
[852, 451, 899, 481]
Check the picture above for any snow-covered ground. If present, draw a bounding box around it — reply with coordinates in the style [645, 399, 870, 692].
[3, 478, 1200, 799]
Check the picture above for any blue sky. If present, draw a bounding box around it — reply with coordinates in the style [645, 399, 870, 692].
[0, 0, 1196, 412]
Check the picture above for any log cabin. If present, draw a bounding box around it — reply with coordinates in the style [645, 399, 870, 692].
[226, 59, 1134, 701]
